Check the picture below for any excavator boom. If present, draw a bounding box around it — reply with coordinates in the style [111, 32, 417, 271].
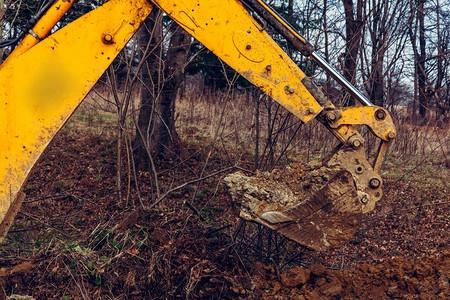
[0, 0, 395, 250]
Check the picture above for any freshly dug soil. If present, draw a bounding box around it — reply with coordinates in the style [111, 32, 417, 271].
[224, 162, 362, 251]
[251, 250, 450, 299]
[225, 162, 340, 213]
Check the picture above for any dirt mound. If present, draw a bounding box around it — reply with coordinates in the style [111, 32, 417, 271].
[251, 250, 449, 299]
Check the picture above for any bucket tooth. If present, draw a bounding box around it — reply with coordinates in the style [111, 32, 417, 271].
[260, 211, 292, 224]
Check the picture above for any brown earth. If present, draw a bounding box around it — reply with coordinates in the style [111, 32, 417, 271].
[0, 128, 448, 299]
[252, 251, 449, 299]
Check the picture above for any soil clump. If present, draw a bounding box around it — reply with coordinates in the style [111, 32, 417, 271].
[253, 250, 449, 299]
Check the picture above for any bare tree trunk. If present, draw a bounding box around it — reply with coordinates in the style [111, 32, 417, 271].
[369, 55, 385, 107]
[341, 0, 363, 105]
[434, 0, 448, 124]
[408, 0, 419, 123]
[408, 0, 448, 123]
[367, 0, 386, 107]
[0, 0, 5, 62]
[417, 0, 428, 119]
[323, 0, 331, 95]
[133, 9, 191, 166]
[133, 9, 163, 166]
[288, 0, 294, 17]
[159, 25, 191, 153]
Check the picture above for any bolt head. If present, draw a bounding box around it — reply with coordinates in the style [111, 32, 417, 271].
[349, 136, 363, 149]
[326, 112, 337, 122]
[288, 87, 295, 94]
[353, 140, 361, 148]
[266, 65, 272, 71]
[375, 109, 386, 120]
[369, 178, 381, 189]
[387, 131, 396, 139]
[246, 44, 252, 50]
[102, 33, 114, 44]
[307, 107, 314, 114]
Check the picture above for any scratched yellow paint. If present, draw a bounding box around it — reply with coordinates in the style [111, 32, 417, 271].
[0, 0, 153, 224]
[332, 107, 396, 141]
[153, 0, 323, 122]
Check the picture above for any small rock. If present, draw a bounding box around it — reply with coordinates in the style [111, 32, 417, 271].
[310, 264, 326, 277]
[281, 267, 310, 287]
[315, 277, 327, 287]
[320, 281, 342, 297]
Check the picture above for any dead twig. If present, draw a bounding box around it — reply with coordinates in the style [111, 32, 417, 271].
[185, 201, 206, 222]
[147, 165, 237, 209]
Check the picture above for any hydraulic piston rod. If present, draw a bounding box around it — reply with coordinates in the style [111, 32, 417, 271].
[310, 52, 373, 107]
[8, 0, 75, 59]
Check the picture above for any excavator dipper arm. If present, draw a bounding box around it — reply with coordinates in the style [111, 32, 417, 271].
[0, 0, 396, 250]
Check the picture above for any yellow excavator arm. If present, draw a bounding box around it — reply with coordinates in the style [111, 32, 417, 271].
[0, 0, 395, 250]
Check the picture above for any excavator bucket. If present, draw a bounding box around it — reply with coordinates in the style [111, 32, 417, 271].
[224, 162, 362, 251]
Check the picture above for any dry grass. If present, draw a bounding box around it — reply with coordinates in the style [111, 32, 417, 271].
[64, 83, 450, 175]
[176, 86, 449, 169]
[176, 87, 340, 168]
